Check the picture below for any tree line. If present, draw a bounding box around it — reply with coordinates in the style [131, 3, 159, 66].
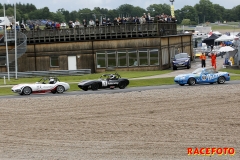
[0, 0, 239, 25]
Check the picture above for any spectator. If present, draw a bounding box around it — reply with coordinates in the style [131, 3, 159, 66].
[56, 22, 60, 30]
[35, 24, 40, 31]
[68, 21, 73, 28]
[20, 23, 26, 31]
[45, 21, 51, 29]
[89, 19, 95, 26]
[15, 23, 20, 31]
[106, 18, 111, 26]
[51, 21, 56, 29]
[95, 19, 99, 27]
[200, 52, 206, 68]
[60, 22, 66, 28]
[83, 19, 87, 27]
[75, 20, 80, 28]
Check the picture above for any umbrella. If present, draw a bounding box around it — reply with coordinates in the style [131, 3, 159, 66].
[218, 46, 235, 52]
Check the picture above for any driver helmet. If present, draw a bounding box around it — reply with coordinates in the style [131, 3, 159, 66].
[49, 78, 55, 84]
[110, 74, 116, 80]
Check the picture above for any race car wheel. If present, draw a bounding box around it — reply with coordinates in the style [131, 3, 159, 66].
[91, 83, 99, 91]
[82, 86, 88, 91]
[173, 66, 177, 70]
[22, 87, 32, 95]
[56, 85, 65, 93]
[179, 84, 185, 86]
[118, 82, 126, 89]
[217, 76, 225, 84]
[188, 78, 196, 86]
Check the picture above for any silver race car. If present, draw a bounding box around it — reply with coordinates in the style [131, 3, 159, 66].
[11, 77, 70, 95]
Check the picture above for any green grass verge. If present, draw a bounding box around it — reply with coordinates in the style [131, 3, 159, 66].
[219, 68, 240, 74]
[0, 70, 172, 86]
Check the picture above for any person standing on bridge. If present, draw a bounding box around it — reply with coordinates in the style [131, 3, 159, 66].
[200, 52, 206, 68]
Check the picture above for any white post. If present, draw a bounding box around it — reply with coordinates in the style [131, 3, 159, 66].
[4, 4, 10, 81]
[14, 3, 18, 79]
[4, 76, 6, 85]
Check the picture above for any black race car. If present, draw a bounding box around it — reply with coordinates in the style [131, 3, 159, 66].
[78, 73, 129, 91]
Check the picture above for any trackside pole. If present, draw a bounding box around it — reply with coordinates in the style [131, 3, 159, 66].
[4, 76, 6, 84]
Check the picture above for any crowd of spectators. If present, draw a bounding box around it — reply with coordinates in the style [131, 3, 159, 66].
[3, 13, 176, 31]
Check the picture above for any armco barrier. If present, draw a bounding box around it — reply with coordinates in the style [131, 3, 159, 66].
[0, 69, 91, 78]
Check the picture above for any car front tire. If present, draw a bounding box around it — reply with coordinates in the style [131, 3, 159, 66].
[22, 86, 32, 95]
[56, 85, 65, 93]
[188, 78, 196, 86]
[91, 83, 99, 91]
[82, 86, 88, 91]
[217, 76, 226, 84]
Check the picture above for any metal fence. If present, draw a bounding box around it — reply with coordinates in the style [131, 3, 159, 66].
[0, 69, 91, 78]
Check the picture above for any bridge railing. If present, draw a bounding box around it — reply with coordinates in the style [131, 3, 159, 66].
[21, 23, 177, 42]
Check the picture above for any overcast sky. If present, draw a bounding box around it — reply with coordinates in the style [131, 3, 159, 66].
[2, 0, 239, 12]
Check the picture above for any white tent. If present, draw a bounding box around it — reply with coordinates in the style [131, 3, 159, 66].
[0, 17, 11, 26]
[215, 34, 234, 42]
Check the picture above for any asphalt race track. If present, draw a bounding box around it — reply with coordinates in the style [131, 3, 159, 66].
[1, 80, 240, 99]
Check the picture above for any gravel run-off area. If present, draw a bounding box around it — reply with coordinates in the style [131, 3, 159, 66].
[0, 84, 240, 160]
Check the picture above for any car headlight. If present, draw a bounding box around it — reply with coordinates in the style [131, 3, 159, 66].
[180, 76, 185, 80]
[173, 61, 176, 63]
[185, 60, 189, 62]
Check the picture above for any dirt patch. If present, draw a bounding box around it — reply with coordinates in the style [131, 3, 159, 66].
[0, 84, 239, 160]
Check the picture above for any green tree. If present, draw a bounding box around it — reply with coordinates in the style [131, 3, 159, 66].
[194, 0, 216, 23]
[146, 4, 171, 16]
[179, 6, 198, 24]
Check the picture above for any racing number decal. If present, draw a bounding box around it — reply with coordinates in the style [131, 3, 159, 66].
[102, 81, 108, 86]
[201, 75, 207, 81]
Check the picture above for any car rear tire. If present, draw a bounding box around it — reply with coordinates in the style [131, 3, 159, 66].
[56, 85, 65, 93]
[51, 90, 57, 94]
[119, 81, 127, 89]
[91, 83, 99, 91]
[22, 86, 32, 95]
[217, 76, 225, 84]
[173, 66, 177, 70]
[188, 78, 196, 86]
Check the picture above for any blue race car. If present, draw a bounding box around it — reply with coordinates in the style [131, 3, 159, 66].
[174, 68, 230, 86]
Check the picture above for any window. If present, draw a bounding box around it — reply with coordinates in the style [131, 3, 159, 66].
[96, 51, 106, 68]
[139, 49, 148, 66]
[50, 57, 59, 67]
[128, 50, 138, 67]
[107, 51, 116, 67]
[0, 56, 6, 66]
[162, 48, 169, 65]
[175, 53, 188, 59]
[117, 50, 127, 67]
[149, 49, 159, 65]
